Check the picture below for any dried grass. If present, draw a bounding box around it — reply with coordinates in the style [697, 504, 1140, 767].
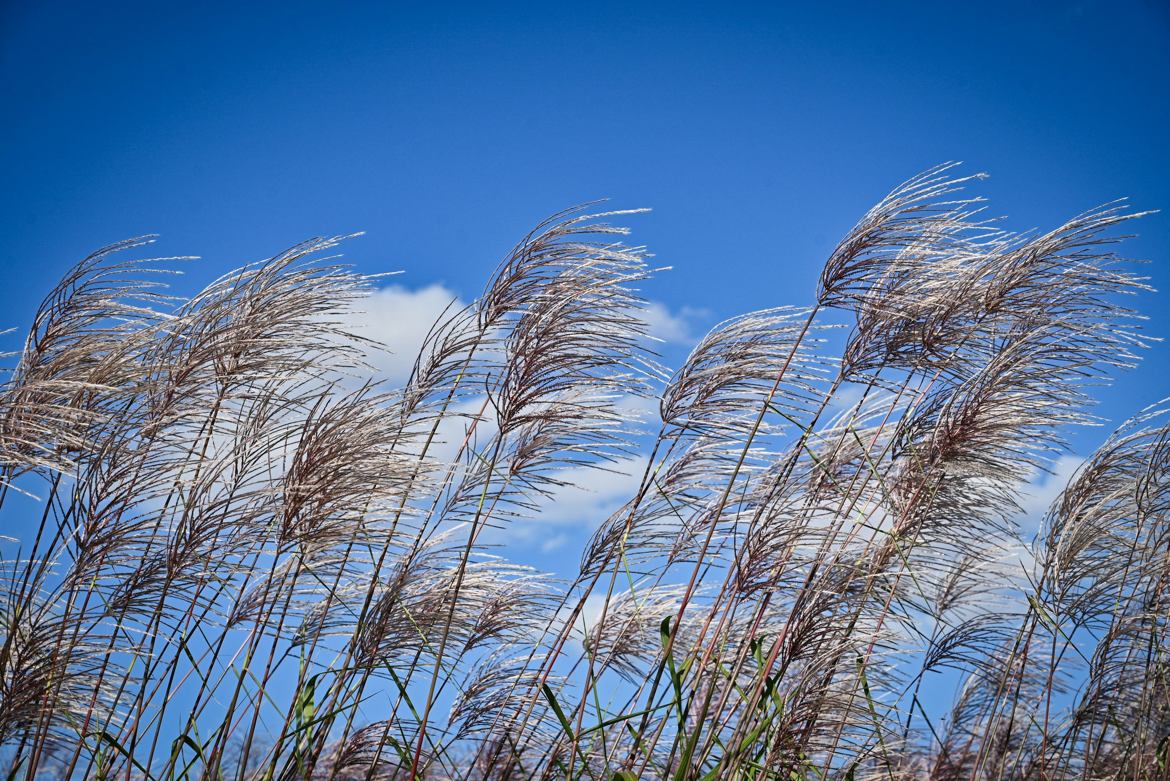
[1, 168, 1165, 780]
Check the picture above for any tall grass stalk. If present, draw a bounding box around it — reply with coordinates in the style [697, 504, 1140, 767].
[2, 167, 1167, 780]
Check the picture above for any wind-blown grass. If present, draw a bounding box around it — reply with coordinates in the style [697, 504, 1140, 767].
[1, 166, 1167, 779]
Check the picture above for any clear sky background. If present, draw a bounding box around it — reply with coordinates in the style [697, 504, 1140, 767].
[3, 0, 1169, 560]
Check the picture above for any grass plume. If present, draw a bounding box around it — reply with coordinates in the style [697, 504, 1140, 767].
[1, 168, 1166, 780]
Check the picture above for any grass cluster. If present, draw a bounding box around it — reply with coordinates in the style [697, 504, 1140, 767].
[2, 165, 1168, 779]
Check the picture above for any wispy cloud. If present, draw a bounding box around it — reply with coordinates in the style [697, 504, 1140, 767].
[641, 301, 707, 345]
[539, 455, 650, 525]
[1017, 454, 1084, 535]
[340, 283, 702, 388]
[339, 282, 466, 384]
[480, 454, 651, 554]
[337, 283, 683, 554]
[995, 454, 1085, 581]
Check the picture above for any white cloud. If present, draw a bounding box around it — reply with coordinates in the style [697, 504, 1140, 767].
[339, 282, 466, 384]
[339, 283, 701, 386]
[537, 455, 649, 526]
[540, 533, 569, 553]
[543, 593, 610, 644]
[420, 395, 501, 466]
[997, 454, 1086, 579]
[612, 393, 661, 424]
[1017, 455, 1084, 532]
[577, 593, 611, 637]
[477, 454, 650, 554]
[640, 302, 706, 345]
[826, 383, 867, 415]
[334, 283, 678, 554]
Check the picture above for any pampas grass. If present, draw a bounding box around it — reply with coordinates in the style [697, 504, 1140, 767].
[2, 166, 1166, 780]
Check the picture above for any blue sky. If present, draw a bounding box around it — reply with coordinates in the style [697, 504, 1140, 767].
[3, 0, 1169, 557]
